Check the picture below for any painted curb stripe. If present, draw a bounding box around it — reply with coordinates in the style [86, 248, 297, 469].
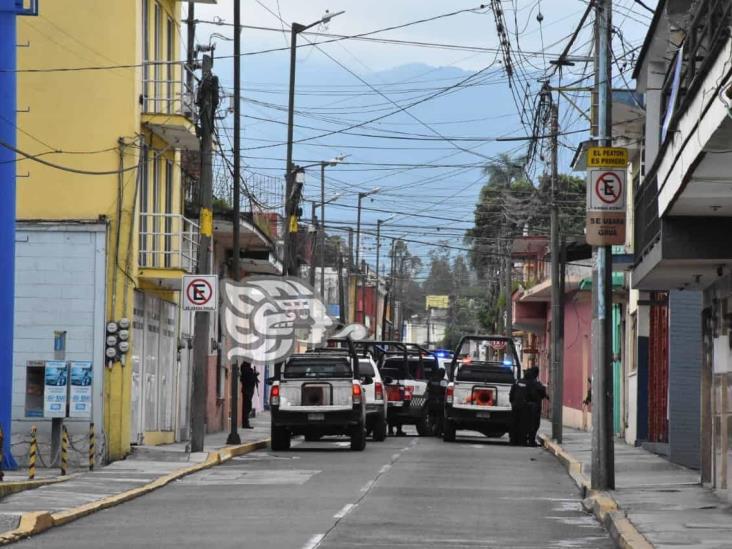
[538, 434, 654, 549]
[0, 439, 270, 546]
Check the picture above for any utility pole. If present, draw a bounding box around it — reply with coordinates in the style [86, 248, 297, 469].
[337, 242, 346, 324]
[591, 0, 615, 491]
[185, 2, 195, 113]
[549, 102, 564, 443]
[309, 202, 317, 287]
[191, 55, 218, 452]
[226, 0, 242, 446]
[320, 163, 326, 297]
[504, 246, 513, 338]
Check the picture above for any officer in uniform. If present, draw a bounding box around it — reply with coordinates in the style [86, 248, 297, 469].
[510, 366, 547, 446]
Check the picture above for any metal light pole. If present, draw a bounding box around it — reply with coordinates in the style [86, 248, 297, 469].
[225, 0, 243, 446]
[283, 11, 344, 276]
[375, 216, 394, 337]
[0, 0, 37, 471]
[355, 188, 380, 325]
[591, 0, 615, 491]
[319, 154, 345, 297]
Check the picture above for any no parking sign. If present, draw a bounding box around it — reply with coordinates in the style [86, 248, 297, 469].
[585, 147, 627, 246]
[183, 275, 218, 311]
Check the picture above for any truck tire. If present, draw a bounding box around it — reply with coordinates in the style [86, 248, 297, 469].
[442, 419, 456, 442]
[271, 426, 291, 451]
[372, 413, 387, 442]
[350, 423, 366, 451]
[415, 414, 431, 437]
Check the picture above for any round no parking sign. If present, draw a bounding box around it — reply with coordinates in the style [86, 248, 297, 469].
[183, 275, 218, 311]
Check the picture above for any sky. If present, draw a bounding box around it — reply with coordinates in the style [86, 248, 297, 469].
[187, 0, 657, 276]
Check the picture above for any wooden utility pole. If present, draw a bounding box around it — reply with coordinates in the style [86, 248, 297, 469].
[591, 0, 615, 490]
[191, 55, 218, 452]
[550, 102, 564, 442]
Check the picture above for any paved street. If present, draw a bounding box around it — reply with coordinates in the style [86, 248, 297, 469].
[13, 431, 612, 549]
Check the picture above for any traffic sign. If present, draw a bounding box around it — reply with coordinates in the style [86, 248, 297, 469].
[587, 146, 628, 168]
[183, 275, 218, 311]
[586, 211, 626, 246]
[588, 169, 626, 210]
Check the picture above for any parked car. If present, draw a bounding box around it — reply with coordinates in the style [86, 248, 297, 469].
[443, 335, 520, 442]
[269, 345, 369, 451]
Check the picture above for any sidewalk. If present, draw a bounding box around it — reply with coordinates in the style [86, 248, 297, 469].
[540, 423, 732, 549]
[0, 412, 270, 544]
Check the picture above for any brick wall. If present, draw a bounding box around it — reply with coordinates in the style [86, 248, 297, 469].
[668, 290, 702, 470]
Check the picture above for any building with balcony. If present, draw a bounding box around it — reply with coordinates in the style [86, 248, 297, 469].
[631, 0, 727, 489]
[11, 0, 209, 462]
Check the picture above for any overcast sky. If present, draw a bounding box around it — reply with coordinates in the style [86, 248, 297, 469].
[187, 1, 657, 271]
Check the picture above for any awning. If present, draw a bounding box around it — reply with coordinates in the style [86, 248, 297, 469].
[578, 272, 626, 291]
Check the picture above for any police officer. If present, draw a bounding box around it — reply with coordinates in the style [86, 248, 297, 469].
[510, 366, 547, 446]
[525, 367, 548, 446]
[426, 367, 447, 436]
[509, 373, 530, 445]
[240, 363, 259, 429]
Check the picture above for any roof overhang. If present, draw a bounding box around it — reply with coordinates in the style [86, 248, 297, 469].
[137, 267, 186, 291]
[143, 114, 199, 151]
[518, 276, 584, 303]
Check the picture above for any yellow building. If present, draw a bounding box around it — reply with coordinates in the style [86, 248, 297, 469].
[15, 0, 201, 460]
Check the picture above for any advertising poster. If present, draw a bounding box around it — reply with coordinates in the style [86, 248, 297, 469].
[44, 360, 68, 418]
[69, 361, 93, 418]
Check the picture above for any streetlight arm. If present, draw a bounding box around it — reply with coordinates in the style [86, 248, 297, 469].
[295, 10, 345, 34]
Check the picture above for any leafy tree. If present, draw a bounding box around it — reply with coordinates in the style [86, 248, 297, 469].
[423, 246, 454, 296]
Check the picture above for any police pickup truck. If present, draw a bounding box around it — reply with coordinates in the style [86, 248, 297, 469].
[376, 342, 440, 437]
[269, 346, 369, 451]
[443, 335, 520, 442]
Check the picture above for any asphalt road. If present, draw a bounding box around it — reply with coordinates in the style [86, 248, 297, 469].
[15, 430, 612, 549]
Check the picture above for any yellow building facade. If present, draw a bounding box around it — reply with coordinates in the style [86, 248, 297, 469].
[16, 0, 200, 460]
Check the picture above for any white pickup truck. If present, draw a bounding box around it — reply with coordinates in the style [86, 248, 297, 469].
[269, 352, 369, 451]
[443, 335, 520, 442]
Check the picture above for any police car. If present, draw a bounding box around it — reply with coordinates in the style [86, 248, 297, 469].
[443, 335, 520, 442]
[376, 342, 440, 436]
[269, 345, 369, 451]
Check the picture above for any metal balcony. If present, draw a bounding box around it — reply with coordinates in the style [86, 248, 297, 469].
[141, 65, 199, 151]
[138, 214, 199, 284]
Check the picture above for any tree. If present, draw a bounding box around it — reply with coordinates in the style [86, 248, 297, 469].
[423, 246, 454, 296]
[392, 239, 424, 319]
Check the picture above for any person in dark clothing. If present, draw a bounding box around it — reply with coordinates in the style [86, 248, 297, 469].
[525, 366, 548, 446]
[240, 363, 259, 429]
[426, 368, 447, 436]
[510, 366, 548, 446]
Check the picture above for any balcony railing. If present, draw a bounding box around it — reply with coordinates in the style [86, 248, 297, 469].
[139, 213, 199, 272]
[634, 175, 661, 262]
[660, 0, 732, 143]
[141, 64, 197, 120]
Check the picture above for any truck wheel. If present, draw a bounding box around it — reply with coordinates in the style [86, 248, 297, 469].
[416, 414, 431, 437]
[442, 419, 456, 442]
[271, 426, 291, 451]
[350, 423, 366, 451]
[372, 414, 387, 442]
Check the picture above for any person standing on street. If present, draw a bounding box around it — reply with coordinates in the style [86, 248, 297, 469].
[240, 363, 259, 429]
[525, 366, 548, 446]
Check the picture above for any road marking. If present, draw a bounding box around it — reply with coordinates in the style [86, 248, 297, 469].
[333, 503, 355, 519]
[359, 480, 374, 492]
[301, 534, 324, 549]
[391, 453, 401, 460]
[379, 464, 391, 474]
[334, 441, 351, 448]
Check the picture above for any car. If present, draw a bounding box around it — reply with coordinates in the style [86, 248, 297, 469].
[443, 335, 520, 442]
[269, 346, 369, 451]
[374, 342, 440, 437]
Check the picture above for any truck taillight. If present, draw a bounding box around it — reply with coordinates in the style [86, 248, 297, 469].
[352, 382, 363, 405]
[403, 385, 413, 401]
[374, 382, 384, 401]
[446, 383, 454, 404]
[270, 384, 280, 406]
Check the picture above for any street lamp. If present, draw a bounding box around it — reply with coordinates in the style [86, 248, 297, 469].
[355, 187, 380, 326]
[320, 155, 347, 298]
[375, 216, 395, 338]
[283, 10, 345, 276]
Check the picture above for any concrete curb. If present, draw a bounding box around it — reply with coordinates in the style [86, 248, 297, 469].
[0, 439, 270, 546]
[0, 476, 74, 500]
[538, 434, 654, 549]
